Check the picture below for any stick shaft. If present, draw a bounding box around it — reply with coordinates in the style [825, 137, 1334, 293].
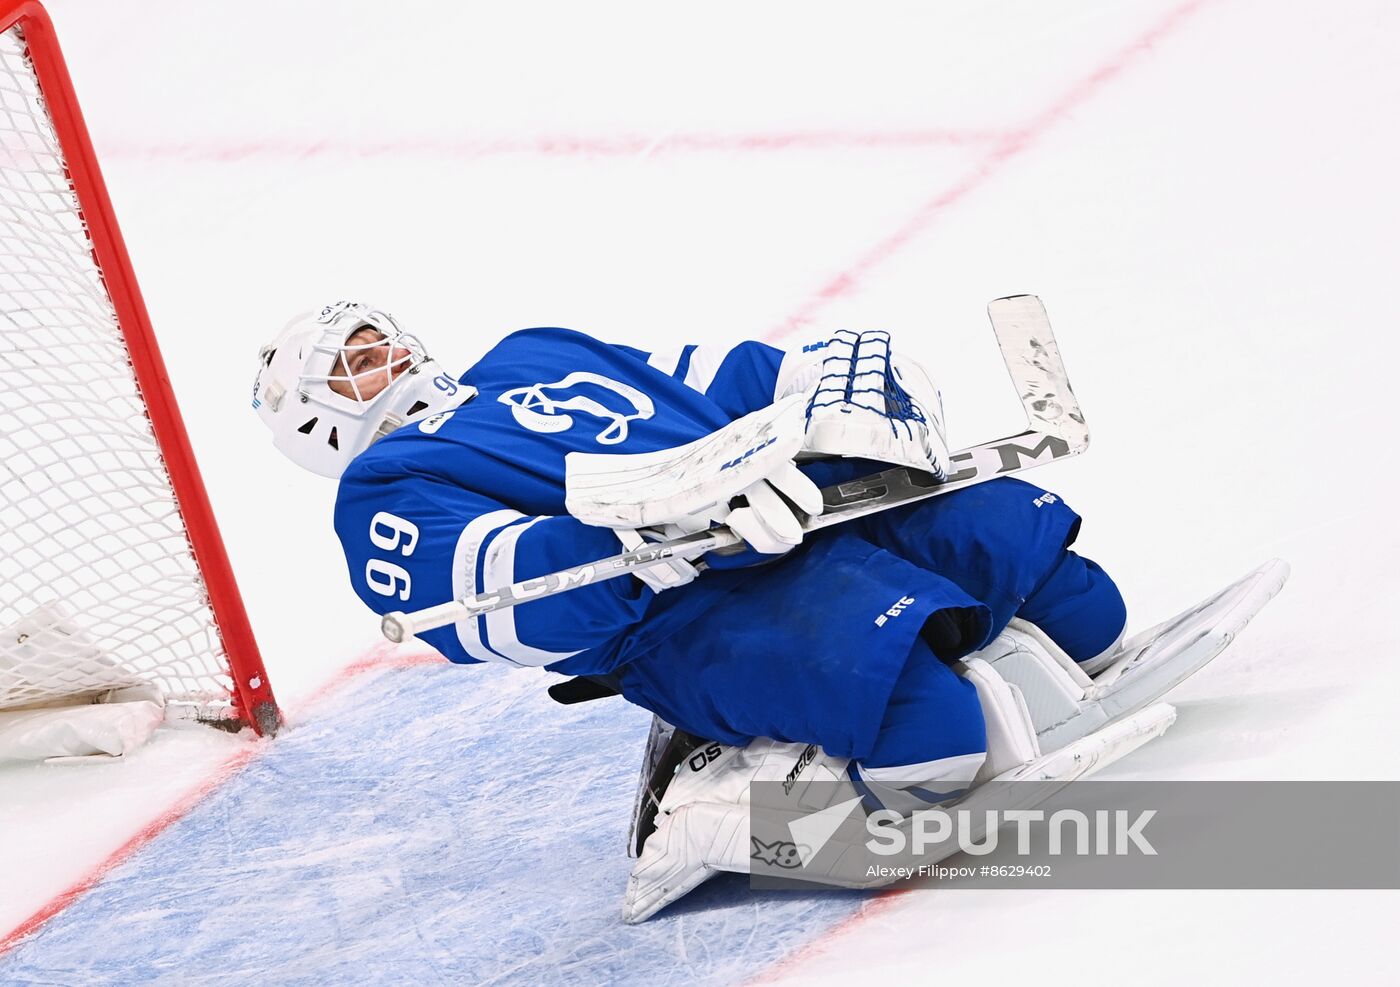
[381, 295, 1086, 643]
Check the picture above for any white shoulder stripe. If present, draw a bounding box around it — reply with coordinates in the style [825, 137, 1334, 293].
[773, 342, 827, 400]
[451, 509, 526, 665]
[646, 347, 684, 377]
[680, 344, 732, 396]
[481, 516, 583, 667]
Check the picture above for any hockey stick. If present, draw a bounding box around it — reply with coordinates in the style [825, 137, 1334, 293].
[380, 295, 1087, 643]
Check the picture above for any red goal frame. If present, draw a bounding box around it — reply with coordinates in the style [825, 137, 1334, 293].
[0, 0, 281, 735]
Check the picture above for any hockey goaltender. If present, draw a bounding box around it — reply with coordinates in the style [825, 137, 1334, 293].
[254, 299, 1286, 921]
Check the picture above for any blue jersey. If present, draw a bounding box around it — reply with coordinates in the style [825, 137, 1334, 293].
[334, 328, 796, 672]
[334, 326, 1092, 760]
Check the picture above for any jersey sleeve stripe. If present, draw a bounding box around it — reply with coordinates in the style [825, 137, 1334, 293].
[680, 344, 729, 396]
[451, 508, 527, 665]
[481, 516, 584, 667]
[773, 341, 827, 400]
[672, 344, 697, 383]
[648, 342, 749, 398]
[645, 347, 684, 376]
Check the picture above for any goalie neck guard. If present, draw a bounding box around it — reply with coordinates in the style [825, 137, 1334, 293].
[253, 301, 475, 479]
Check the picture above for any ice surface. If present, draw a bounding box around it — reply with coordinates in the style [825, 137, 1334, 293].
[3, 0, 1399, 982]
[1, 664, 874, 984]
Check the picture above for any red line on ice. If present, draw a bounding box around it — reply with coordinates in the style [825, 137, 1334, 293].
[99, 128, 1003, 163]
[746, 1, 1210, 979]
[0, 644, 444, 958]
[286, 642, 445, 720]
[0, 744, 259, 958]
[1, 0, 1207, 965]
[748, 890, 914, 985]
[764, 0, 1210, 342]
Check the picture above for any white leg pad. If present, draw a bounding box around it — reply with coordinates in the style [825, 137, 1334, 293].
[623, 738, 850, 924]
[960, 657, 1040, 783]
[621, 562, 1291, 921]
[973, 623, 1112, 751]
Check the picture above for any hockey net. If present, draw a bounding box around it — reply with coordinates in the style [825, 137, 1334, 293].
[0, 2, 279, 735]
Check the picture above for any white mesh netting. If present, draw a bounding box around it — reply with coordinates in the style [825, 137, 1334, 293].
[0, 25, 233, 718]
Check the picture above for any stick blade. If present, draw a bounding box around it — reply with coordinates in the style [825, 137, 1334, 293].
[987, 294, 1090, 453]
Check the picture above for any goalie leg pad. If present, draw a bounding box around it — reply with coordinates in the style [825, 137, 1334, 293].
[623, 562, 1291, 918]
[622, 651, 1177, 921]
[980, 560, 1289, 752]
[960, 656, 1041, 781]
[973, 623, 1096, 745]
[625, 655, 1036, 922]
[622, 737, 851, 924]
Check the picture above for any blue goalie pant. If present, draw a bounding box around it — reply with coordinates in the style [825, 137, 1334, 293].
[614, 477, 1127, 772]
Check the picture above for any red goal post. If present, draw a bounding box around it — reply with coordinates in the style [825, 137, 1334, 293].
[0, 0, 280, 735]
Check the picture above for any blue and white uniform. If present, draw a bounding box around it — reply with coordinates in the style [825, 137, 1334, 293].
[334, 327, 1125, 773]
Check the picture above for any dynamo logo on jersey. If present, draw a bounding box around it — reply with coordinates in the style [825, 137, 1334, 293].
[497, 372, 655, 445]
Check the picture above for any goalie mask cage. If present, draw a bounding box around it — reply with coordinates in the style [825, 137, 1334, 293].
[0, 0, 280, 735]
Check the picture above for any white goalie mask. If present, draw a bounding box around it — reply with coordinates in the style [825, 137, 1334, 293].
[253, 301, 475, 478]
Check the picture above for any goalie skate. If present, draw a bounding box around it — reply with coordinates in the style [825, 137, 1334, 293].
[626, 717, 712, 859]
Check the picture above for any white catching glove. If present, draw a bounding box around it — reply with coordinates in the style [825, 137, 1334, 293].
[777, 330, 951, 479]
[566, 394, 824, 558]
